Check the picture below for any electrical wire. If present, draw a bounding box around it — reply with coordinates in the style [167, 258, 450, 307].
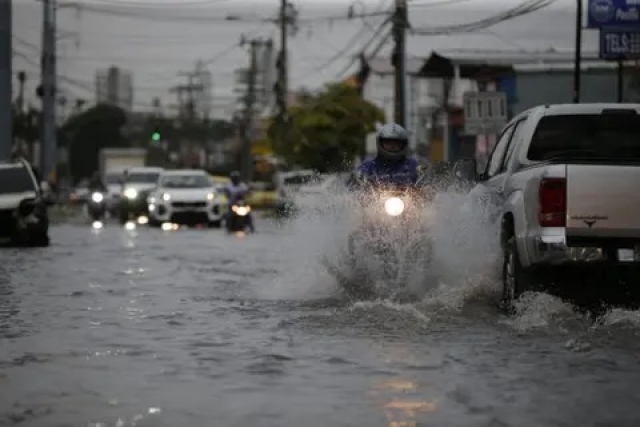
[409, 0, 557, 35]
[39, 1, 272, 24]
[294, 0, 392, 84]
[296, 17, 390, 82]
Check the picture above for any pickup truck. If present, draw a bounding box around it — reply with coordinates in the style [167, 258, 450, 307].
[453, 103, 640, 310]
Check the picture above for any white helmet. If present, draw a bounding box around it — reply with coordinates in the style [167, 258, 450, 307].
[376, 123, 409, 162]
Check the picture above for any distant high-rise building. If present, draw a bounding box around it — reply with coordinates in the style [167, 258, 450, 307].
[95, 66, 133, 111]
[192, 60, 212, 120]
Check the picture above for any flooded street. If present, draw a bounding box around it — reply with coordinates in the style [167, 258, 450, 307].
[2, 217, 640, 427]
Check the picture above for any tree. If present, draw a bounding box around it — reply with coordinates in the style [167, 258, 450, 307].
[63, 103, 128, 182]
[268, 83, 384, 172]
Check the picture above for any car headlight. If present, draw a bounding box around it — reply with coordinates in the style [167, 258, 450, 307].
[18, 199, 36, 216]
[384, 197, 405, 216]
[91, 192, 104, 203]
[124, 188, 138, 199]
[162, 193, 171, 201]
[206, 192, 215, 201]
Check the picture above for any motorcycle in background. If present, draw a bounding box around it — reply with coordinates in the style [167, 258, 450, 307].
[226, 199, 252, 233]
[87, 191, 107, 221]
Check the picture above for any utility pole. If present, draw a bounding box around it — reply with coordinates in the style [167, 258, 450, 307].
[392, 0, 408, 127]
[41, 0, 58, 183]
[240, 39, 259, 182]
[171, 74, 203, 121]
[274, 0, 292, 152]
[0, 0, 12, 160]
[572, 0, 582, 103]
[17, 71, 26, 115]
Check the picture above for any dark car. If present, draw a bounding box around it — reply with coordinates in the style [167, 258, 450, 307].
[0, 159, 53, 246]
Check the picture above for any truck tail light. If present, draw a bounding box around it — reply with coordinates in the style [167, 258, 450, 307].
[538, 177, 566, 227]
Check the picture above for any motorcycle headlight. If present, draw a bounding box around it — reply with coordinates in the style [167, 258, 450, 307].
[232, 205, 250, 216]
[162, 193, 171, 201]
[91, 192, 104, 203]
[124, 188, 138, 199]
[384, 197, 405, 216]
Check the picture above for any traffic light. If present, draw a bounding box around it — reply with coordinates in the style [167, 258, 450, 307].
[151, 129, 161, 142]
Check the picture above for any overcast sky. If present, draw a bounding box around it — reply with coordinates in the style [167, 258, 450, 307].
[11, 0, 600, 117]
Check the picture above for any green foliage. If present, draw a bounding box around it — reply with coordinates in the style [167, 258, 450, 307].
[269, 83, 384, 172]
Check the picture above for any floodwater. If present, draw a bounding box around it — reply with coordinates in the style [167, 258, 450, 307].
[2, 202, 640, 427]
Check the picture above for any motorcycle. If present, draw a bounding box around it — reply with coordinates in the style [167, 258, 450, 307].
[340, 184, 436, 299]
[226, 199, 252, 233]
[87, 191, 107, 221]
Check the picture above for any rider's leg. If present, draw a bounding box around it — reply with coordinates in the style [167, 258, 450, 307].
[247, 212, 255, 232]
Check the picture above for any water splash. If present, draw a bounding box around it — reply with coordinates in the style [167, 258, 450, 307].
[263, 175, 640, 335]
[265, 177, 500, 307]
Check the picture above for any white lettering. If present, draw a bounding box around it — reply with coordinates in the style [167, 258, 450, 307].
[616, 7, 639, 20]
[604, 32, 640, 55]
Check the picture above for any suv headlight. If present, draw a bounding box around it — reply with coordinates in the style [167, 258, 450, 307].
[162, 193, 171, 201]
[124, 188, 138, 199]
[206, 192, 215, 201]
[18, 199, 36, 216]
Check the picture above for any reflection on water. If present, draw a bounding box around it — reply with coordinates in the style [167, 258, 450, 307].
[1, 223, 640, 426]
[369, 378, 437, 426]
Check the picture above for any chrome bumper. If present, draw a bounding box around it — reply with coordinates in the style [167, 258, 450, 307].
[528, 234, 638, 265]
[148, 201, 223, 221]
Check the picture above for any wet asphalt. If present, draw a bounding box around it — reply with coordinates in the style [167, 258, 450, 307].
[2, 217, 640, 427]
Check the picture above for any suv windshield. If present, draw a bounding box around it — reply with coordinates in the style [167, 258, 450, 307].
[0, 166, 36, 194]
[105, 173, 122, 184]
[528, 113, 640, 161]
[161, 175, 210, 188]
[126, 172, 159, 183]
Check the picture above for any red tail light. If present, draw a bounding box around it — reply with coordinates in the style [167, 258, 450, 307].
[538, 177, 566, 227]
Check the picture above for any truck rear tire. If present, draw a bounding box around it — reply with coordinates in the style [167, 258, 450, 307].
[502, 237, 536, 314]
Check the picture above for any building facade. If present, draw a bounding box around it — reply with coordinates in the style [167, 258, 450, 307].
[361, 51, 639, 164]
[95, 66, 133, 112]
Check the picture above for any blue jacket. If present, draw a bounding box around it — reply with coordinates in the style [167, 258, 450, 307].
[348, 156, 425, 189]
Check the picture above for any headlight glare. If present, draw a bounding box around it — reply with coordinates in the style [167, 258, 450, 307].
[124, 188, 138, 199]
[384, 197, 405, 216]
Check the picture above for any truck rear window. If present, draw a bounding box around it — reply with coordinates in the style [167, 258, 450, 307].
[528, 113, 640, 161]
[0, 166, 36, 194]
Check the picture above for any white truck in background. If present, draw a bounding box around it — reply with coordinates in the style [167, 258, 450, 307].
[453, 103, 640, 310]
[99, 148, 147, 213]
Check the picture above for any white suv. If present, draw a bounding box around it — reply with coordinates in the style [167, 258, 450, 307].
[147, 169, 224, 227]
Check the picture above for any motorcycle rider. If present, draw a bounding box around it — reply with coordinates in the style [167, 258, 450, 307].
[348, 123, 429, 191]
[223, 171, 255, 232]
[88, 171, 107, 193]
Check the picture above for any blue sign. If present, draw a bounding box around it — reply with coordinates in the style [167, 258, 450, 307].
[599, 28, 640, 59]
[588, 0, 640, 29]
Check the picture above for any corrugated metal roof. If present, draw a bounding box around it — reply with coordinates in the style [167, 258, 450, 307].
[367, 51, 637, 75]
[368, 57, 428, 75]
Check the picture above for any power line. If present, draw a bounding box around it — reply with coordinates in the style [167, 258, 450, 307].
[409, 0, 557, 35]
[297, 18, 390, 82]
